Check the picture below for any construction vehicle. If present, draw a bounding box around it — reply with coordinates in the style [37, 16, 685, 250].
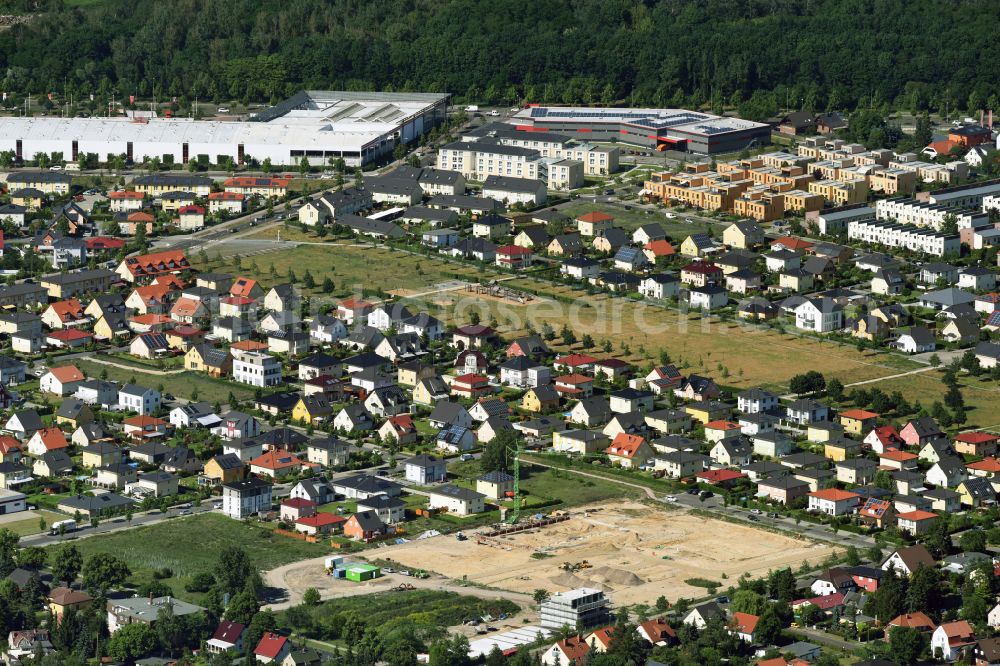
[558, 560, 593, 572]
[505, 441, 524, 525]
[413, 569, 429, 579]
[394, 583, 415, 591]
[455, 532, 467, 541]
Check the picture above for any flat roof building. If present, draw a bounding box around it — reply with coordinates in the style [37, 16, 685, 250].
[0, 91, 449, 168]
[539, 587, 612, 630]
[512, 105, 770, 154]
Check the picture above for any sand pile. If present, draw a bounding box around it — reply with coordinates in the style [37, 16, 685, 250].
[549, 572, 595, 589]
[590, 566, 644, 587]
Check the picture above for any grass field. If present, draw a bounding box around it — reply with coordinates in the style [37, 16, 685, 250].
[559, 201, 716, 239]
[73, 360, 257, 404]
[196, 242, 487, 300]
[52, 513, 329, 601]
[281, 589, 519, 636]
[1, 510, 65, 537]
[447, 459, 641, 508]
[203, 236, 981, 408]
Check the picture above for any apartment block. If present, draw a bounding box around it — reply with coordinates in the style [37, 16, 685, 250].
[848, 219, 960, 257]
[547, 159, 585, 190]
[783, 189, 824, 213]
[875, 198, 989, 231]
[868, 168, 917, 195]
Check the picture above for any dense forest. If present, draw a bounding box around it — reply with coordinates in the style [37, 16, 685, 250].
[1, 0, 999, 119]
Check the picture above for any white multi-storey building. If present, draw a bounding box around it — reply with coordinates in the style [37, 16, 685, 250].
[848, 219, 961, 257]
[232, 351, 282, 387]
[875, 198, 988, 231]
[222, 478, 272, 519]
[437, 140, 542, 180]
[117, 384, 160, 416]
[794, 298, 843, 333]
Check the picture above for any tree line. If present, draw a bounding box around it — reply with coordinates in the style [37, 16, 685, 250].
[1, 0, 999, 118]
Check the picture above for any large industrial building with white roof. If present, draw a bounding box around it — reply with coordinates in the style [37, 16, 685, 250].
[0, 90, 449, 168]
[511, 105, 771, 154]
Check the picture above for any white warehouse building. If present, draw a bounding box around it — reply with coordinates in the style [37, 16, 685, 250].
[0, 91, 449, 168]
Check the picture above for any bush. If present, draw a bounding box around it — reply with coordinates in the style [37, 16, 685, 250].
[184, 571, 215, 593]
[683, 577, 721, 589]
[152, 567, 173, 580]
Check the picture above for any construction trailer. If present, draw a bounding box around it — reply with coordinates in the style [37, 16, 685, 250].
[345, 564, 382, 582]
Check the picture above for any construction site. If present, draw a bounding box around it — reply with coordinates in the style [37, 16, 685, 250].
[372, 501, 837, 606]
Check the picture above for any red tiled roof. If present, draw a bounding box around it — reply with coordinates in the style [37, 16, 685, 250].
[281, 498, 315, 509]
[48, 299, 84, 322]
[250, 449, 302, 471]
[638, 618, 676, 643]
[86, 236, 126, 250]
[123, 415, 167, 428]
[794, 592, 844, 610]
[0, 436, 21, 455]
[208, 191, 245, 200]
[47, 329, 92, 342]
[840, 409, 879, 420]
[230, 277, 259, 298]
[33, 428, 68, 451]
[555, 636, 590, 660]
[555, 373, 593, 385]
[496, 244, 532, 257]
[868, 425, 903, 446]
[231, 340, 269, 352]
[697, 469, 746, 484]
[121, 250, 189, 279]
[577, 211, 613, 223]
[296, 513, 346, 527]
[109, 190, 145, 199]
[888, 612, 936, 631]
[254, 632, 288, 659]
[809, 488, 860, 502]
[896, 510, 938, 522]
[705, 420, 741, 431]
[731, 612, 759, 635]
[178, 205, 205, 215]
[927, 139, 958, 156]
[453, 373, 488, 385]
[860, 498, 891, 519]
[880, 450, 918, 462]
[339, 298, 372, 310]
[771, 236, 814, 251]
[556, 353, 598, 367]
[607, 433, 646, 458]
[956, 431, 999, 444]
[967, 458, 1000, 473]
[644, 239, 675, 256]
[48, 365, 85, 384]
[223, 176, 290, 188]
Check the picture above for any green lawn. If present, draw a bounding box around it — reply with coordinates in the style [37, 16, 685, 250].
[195, 242, 486, 298]
[73, 360, 257, 404]
[278, 589, 519, 644]
[48, 513, 329, 602]
[560, 201, 715, 239]
[448, 458, 640, 508]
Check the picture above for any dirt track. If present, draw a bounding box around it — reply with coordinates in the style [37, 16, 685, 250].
[263, 554, 533, 611]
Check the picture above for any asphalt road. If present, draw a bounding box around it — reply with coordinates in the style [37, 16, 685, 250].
[20, 503, 215, 547]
